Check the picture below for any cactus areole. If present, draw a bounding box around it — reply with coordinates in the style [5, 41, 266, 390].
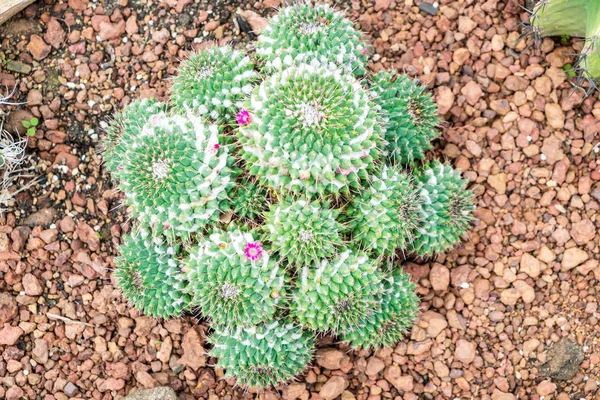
[104, 3, 475, 389]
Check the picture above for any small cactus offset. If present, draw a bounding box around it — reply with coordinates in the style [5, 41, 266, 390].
[256, 3, 368, 76]
[114, 233, 190, 319]
[411, 161, 475, 257]
[342, 268, 419, 349]
[528, 0, 600, 89]
[209, 320, 315, 388]
[291, 250, 385, 333]
[105, 3, 475, 389]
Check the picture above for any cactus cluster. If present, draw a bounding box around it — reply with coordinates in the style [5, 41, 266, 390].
[528, 0, 600, 91]
[104, 3, 475, 389]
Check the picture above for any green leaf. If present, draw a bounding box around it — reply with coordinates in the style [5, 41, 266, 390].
[30, 118, 39, 126]
[27, 127, 36, 136]
[22, 120, 31, 128]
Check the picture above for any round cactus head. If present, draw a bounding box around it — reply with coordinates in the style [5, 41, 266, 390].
[185, 229, 286, 327]
[291, 250, 384, 333]
[114, 233, 190, 319]
[171, 45, 259, 123]
[343, 268, 419, 349]
[256, 3, 368, 76]
[209, 320, 315, 388]
[238, 62, 381, 196]
[116, 113, 235, 240]
[411, 161, 475, 256]
[371, 71, 440, 166]
[102, 98, 167, 176]
[264, 198, 345, 269]
[346, 166, 422, 258]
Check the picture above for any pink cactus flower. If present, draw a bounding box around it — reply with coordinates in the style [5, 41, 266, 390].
[360, 48, 367, 55]
[149, 115, 160, 125]
[214, 144, 220, 150]
[244, 242, 263, 261]
[337, 166, 358, 176]
[236, 109, 252, 125]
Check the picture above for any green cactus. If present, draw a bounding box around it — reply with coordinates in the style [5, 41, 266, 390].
[103, 98, 167, 176]
[291, 250, 385, 334]
[102, 3, 476, 389]
[209, 320, 315, 388]
[185, 229, 286, 327]
[371, 71, 440, 165]
[346, 166, 422, 258]
[529, 0, 600, 88]
[171, 45, 259, 123]
[238, 62, 381, 197]
[343, 268, 419, 349]
[264, 198, 344, 269]
[411, 161, 475, 256]
[230, 178, 270, 222]
[114, 233, 190, 319]
[116, 113, 235, 240]
[256, 3, 367, 76]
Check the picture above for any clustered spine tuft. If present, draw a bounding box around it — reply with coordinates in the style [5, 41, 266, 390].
[105, 4, 475, 389]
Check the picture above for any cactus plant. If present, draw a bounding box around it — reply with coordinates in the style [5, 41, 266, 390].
[256, 3, 368, 76]
[346, 166, 422, 258]
[104, 3, 475, 389]
[209, 320, 315, 388]
[102, 98, 167, 176]
[371, 71, 440, 165]
[115, 112, 235, 240]
[229, 177, 270, 222]
[411, 161, 475, 257]
[264, 198, 344, 268]
[171, 45, 259, 123]
[291, 250, 385, 334]
[529, 0, 600, 89]
[113, 233, 190, 319]
[342, 268, 419, 349]
[238, 61, 381, 196]
[185, 229, 286, 327]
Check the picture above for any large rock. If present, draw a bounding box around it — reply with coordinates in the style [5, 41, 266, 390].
[0, 324, 24, 345]
[540, 337, 584, 381]
[0, 293, 18, 323]
[316, 348, 345, 370]
[561, 248, 589, 271]
[123, 387, 177, 400]
[177, 327, 206, 371]
[319, 376, 346, 400]
[23, 207, 57, 227]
